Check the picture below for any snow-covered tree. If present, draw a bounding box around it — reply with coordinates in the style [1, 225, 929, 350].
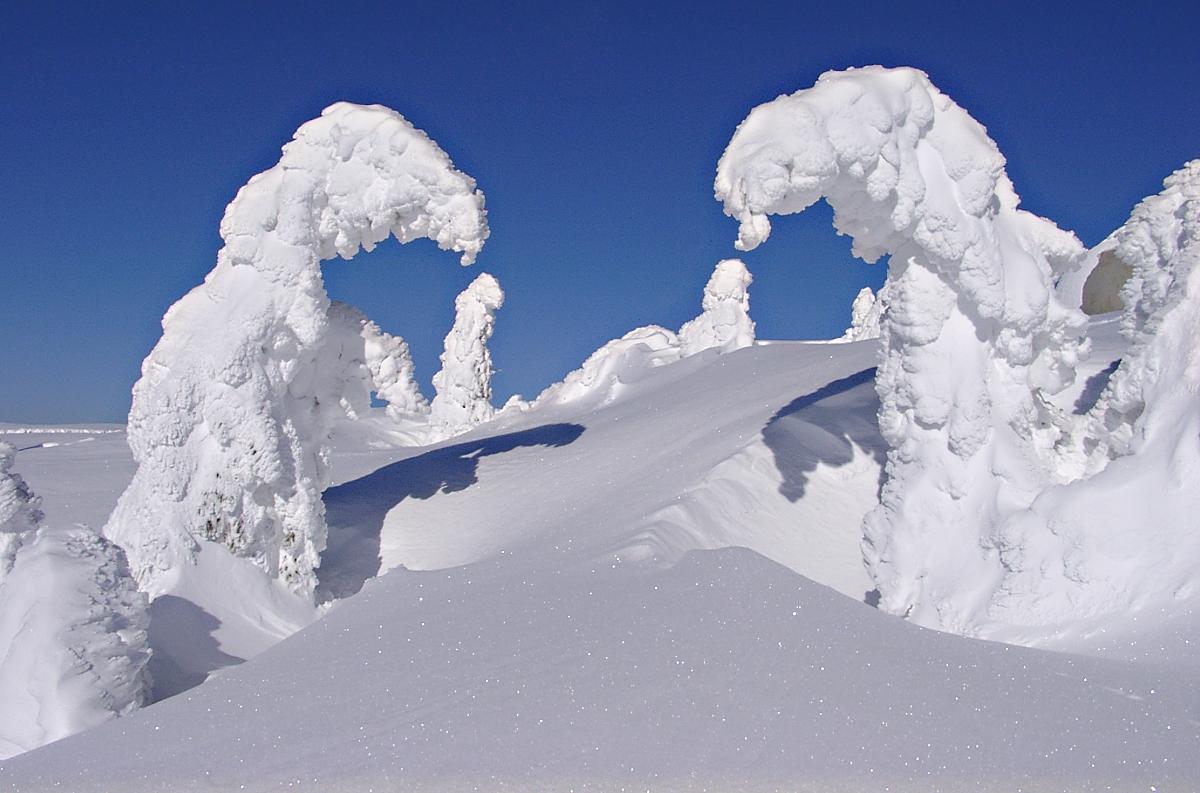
[989, 161, 1200, 629]
[105, 103, 488, 600]
[678, 259, 755, 355]
[836, 286, 884, 342]
[430, 273, 504, 437]
[716, 66, 1088, 632]
[0, 525, 151, 759]
[316, 301, 428, 424]
[0, 442, 42, 584]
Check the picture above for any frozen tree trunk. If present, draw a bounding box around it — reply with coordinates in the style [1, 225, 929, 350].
[0, 442, 42, 585]
[105, 103, 488, 600]
[678, 259, 755, 355]
[716, 66, 1087, 632]
[430, 273, 504, 438]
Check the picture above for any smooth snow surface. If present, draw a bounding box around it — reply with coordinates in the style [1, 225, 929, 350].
[716, 65, 1090, 633]
[105, 102, 486, 616]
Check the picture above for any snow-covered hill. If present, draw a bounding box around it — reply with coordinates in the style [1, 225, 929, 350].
[3, 327, 1199, 791]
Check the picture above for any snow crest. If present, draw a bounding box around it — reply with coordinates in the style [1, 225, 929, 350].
[0, 526, 151, 759]
[106, 103, 488, 599]
[716, 66, 1088, 631]
[430, 272, 504, 438]
[678, 259, 755, 355]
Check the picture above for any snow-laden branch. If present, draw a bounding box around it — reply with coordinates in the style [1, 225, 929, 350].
[430, 273, 504, 438]
[716, 66, 1087, 631]
[106, 103, 488, 599]
[679, 259, 755, 356]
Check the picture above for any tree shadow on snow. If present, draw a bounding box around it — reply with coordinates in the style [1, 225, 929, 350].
[318, 423, 586, 603]
[1073, 359, 1121, 415]
[146, 595, 244, 702]
[762, 368, 886, 503]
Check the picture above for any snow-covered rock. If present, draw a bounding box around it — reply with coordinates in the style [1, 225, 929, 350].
[678, 259, 755, 355]
[105, 102, 488, 602]
[715, 65, 1088, 631]
[430, 273, 504, 438]
[0, 525, 151, 759]
[836, 286, 883, 342]
[0, 442, 42, 584]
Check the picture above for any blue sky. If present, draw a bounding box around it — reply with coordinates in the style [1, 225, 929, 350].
[2, 1, 1196, 422]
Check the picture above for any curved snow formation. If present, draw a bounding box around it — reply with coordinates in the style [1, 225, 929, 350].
[0, 526, 150, 759]
[430, 273, 504, 438]
[993, 161, 1200, 630]
[716, 66, 1088, 631]
[106, 103, 488, 599]
[533, 326, 682, 410]
[678, 259, 755, 355]
[0, 442, 42, 584]
[837, 286, 884, 342]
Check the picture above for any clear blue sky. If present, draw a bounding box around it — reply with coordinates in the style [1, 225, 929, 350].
[2, 1, 1196, 423]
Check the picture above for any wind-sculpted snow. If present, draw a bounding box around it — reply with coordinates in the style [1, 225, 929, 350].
[991, 161, 1200, 631]
[106, 103, 488, 601]
[430, 273, 503, 438]
[321, 301, 428, 424]
[533, 325, 682, 409]
[0, 443, 42, 584]
[0, 526, 150, 759]
[678, 259, 755, 355]
[716, 66, 1088, 631]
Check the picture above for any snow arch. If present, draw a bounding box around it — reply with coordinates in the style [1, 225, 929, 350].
[716, 66, 1087, 631]
[106, 103, 488, 599]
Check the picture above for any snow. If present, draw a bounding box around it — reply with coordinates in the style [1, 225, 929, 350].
[678, 258, 755, 355]
[430, 272, 504, 438]
[104, 102, 488, 615]
[836, 285, 883, 342]
[4, 69, 1200, 793]
[0, 526, 150, 760]
[715, 65, 1090, 632]
[0, 443, 42, 583]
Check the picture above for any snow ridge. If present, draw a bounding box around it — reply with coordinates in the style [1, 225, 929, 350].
[105, 102, 488, 600]
[716, 65, 1088, 631]
[0, 442, 42, 584]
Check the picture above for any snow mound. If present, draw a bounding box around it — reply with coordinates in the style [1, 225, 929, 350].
[533, 325, 682, 409]
[0, 525, 150, 759]
[430, 272, 504, 438]
[678, 258, 755, 355]
[105, 102, 488, 602]
[716, 65, 1089, 632]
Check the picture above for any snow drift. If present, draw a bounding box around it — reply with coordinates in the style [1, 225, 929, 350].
[716, 65, 1089, 631]
[105, 102, 488, 603]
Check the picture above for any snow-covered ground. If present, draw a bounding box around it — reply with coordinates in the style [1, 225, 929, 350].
[2, 325, 1199, 791]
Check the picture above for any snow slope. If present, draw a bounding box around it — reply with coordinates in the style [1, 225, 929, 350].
[4, 332, 1198, 791]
